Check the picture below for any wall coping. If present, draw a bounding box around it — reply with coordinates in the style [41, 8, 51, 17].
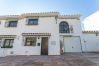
[0, 12, 81, 20]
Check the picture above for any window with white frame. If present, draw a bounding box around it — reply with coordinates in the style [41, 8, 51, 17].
[1, 39, 14, 48]
[25, 37, 37, 46]
[5, 21, 18, 27]
[27, 19, 38, 25]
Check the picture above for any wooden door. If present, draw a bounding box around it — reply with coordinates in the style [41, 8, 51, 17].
[41, 37, 48, 55]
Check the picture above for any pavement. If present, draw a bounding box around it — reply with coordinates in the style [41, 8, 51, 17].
[0, 53, 99, 66]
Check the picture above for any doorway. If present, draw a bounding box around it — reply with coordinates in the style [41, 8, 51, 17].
[41, 37, 48, 55]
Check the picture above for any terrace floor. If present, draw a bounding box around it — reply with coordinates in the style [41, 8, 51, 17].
[0, 53, 99, 66]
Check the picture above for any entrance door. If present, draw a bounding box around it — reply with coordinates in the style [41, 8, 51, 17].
[41, 37, 48, 55]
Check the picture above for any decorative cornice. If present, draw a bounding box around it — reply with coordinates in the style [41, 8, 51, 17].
[58, 14, 81, 20]
[0, 35, 16, 38]
[22, 33, 51, 36]
[82, 31, 99, 34]
[0, 12, 81, 20]
[21, 12, 59, 17]
[0, 15, 20, 20]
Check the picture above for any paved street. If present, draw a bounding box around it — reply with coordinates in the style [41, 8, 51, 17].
[0, 53, 99, 66]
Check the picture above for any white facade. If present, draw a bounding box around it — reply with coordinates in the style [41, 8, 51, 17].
[82, 31, 99, 52]
[82, 11, 99, 52]
[0, 12, 99, 57]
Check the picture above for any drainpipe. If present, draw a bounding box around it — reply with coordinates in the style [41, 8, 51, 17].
[79, 36, 83, 53]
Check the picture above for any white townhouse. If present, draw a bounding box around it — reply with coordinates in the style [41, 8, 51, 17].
[0, 12, 99, 57]
[83, 11, 99, 31]
[83, 11, 99, 52]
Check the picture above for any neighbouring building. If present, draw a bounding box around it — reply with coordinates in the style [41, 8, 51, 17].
[0, 12, 99, 57]
[83, 11, 99, 52]
[83, 11, 99, 31]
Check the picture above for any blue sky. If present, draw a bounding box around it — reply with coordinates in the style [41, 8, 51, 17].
[0, 0, 99, 21]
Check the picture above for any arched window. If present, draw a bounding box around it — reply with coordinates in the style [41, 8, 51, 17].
[59, 21, 70, 33]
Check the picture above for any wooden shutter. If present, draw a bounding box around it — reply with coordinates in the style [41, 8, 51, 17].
[5, 22, 9, 27]
[0, 39, 2, 47]
[22, 37, 26, 46]
[25, 18, 28, 25]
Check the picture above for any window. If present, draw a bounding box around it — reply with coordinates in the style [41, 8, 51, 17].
[59, 21, 70, 33]
[5, 21, 18, 27]
[8, 21, 18, 27]
[1, 39, 14, 48]
[25, 37, 37, 46]
[28, 19, 38, 25]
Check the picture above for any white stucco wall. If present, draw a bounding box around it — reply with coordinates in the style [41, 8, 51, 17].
[58, 18, 84, 52]
[83, 33, 99, 52]
[58, 19, 82, 36]
[0, 16, 60, 56]
[1, 12, 99, 57]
